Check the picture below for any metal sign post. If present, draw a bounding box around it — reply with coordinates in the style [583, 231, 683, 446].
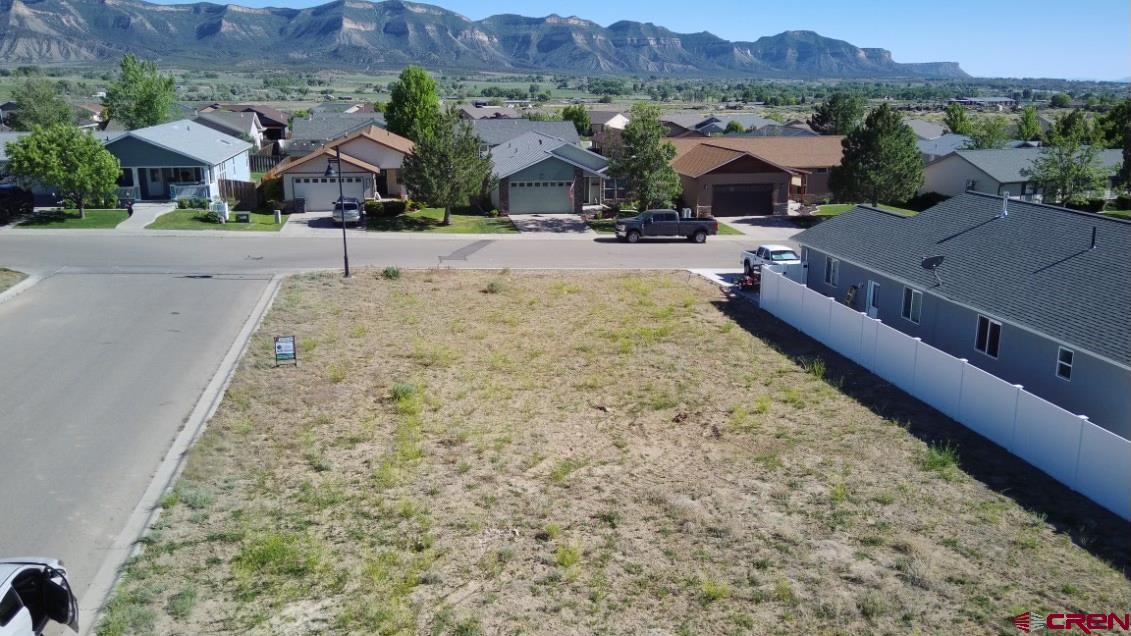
[274, 335, 297, 366]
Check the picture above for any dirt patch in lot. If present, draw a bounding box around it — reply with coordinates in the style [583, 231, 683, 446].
[99, 271, 1130, 636]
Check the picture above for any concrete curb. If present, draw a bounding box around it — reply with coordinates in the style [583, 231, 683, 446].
[77, 273, 286, 636]
[0, 272, 44, 307]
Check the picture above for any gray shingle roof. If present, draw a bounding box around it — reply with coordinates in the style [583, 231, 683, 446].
[794, 192, 1131, 366]
[917, 133, 971, 159]
[489, 131, 608, 180]
[194, 110, 261, 137]
[905, 119, 947, 140]
[951, 147, 1124, 183]
[113, 119, 251, 165]
[470, 119, 580, 147]
[290, 113, 387, 142]
[747, 124, 819, 138]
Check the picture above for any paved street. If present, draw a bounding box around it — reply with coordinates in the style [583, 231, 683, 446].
[0, 228, 792, 630]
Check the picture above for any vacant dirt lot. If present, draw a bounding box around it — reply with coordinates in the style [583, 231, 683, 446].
[100, 271, 1130, 636]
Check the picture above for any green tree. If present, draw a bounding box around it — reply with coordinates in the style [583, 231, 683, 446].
[1097, 99, 1131, 148]
[402, 109, 494, 226]
[102, 54, 175, 130]
[1024, 112, 1108, 205]
[6, 125, 120, 218]
[610, 103, 681, 210]
[1118, 115, 1131, 190]
[966, 116, 1010, 149]
[1016, 106, 1042, 142]
[10, 79, 73, 130]
[808, 93, 866, 135]
[561, 104, 591, 137]
[724, 120, 747, 134]
[829, 103, 923, 206]
[943, 102, 971, 135]
[1049, 93, 1072, 108]
[385, 66, 441, 143]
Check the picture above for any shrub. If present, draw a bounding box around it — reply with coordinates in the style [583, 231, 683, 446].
[406, 199, 423, 212]
[0, 187, 33, 225]
[382, 266, 401, 280]
[484, 281, 503, 294]
[485, 209, 499, 218]
[259, 177, 283, 205]
[1064, 198, 1107, 213]
[364, 200, 384, 216]
[381, 200, 407, 216]
[196, 209, 221, 224]
[1115, 194, 1131, 210]
[177, 198, 189, 209]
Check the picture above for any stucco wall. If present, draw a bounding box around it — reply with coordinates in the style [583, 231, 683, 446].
[922, 155, 1000, 196]
[338, 138, 406, 170]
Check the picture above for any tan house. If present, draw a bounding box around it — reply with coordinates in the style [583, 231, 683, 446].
[669, 136, 844, 215]
[268, 126, 414, 211]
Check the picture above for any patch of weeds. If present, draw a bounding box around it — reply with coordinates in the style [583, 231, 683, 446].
[554, 543, 581, 569]
[479, 546, 514, 578]
[799, 356, 827, 379]
[327, 364, 347, 384]
[96, 589, 157, 636]
[753, 394, 771, 414]
[382, 266, 401, 280]
[177, 485, 214, 511]
[159, 490, 179, 510]
[857, 591, 888, 620]
[453, 617, 484, 636]
[1013, 526, 1041, 551]
[1061, 583, 1079, 595]
[484, 280, 503, 294]
[166, 586, 197, 620]
[305, 450, 332, 472]
[728, 404, 754, 431]
[871, 492, 895, 506]
[781, 388, 805, 408]
[351, 324, 367, 338]
[829, 478, 849, 505]
[232, 530, 323, 598]
[921, 441, 961, 481]
[700, 578, 731, 603]
[772, 579, 798, 606]
[596, 510, 620, 528]
[549, 459, 582, 485]
[411, 340, 458, 368]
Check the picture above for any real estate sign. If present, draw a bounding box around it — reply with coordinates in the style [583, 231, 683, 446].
[274, 335, 297, 365]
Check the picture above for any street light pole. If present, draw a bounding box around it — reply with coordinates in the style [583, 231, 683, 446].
[325, 146, 351, 278]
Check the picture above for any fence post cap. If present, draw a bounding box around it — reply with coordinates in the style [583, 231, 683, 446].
[1012, 384, 1024, 389]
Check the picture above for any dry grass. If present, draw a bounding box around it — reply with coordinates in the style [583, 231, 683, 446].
[0, 268, 25, 294]
[99, 271, 1130, 636]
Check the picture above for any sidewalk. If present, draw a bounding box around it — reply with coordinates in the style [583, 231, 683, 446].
[116, 202, 176, 230]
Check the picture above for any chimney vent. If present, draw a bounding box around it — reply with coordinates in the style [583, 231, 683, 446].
[1000, 191, 1009, 217]
[1091, 226, 1097, 250]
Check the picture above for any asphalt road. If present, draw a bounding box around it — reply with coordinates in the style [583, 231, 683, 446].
[0, 230, 772, 629]
[0, 272, 272, 601]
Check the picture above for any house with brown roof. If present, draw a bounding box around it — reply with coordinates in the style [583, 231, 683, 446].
[267, 126, 414, 211]
[669, 136, 844, 215]
[200, 104, 290, 142]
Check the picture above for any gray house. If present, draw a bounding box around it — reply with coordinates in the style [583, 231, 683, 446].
[489, 132, 608, 213]
[922, 147, 1124, 201]
[104, 120, 252, 201]
[793, 192, 1131, 438]
[471, 119, 580, 149]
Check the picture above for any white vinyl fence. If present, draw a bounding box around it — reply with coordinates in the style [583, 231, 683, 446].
[758, 268, 1131, 521]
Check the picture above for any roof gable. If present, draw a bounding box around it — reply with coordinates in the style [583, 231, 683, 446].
[490, 131, 608, 179]
[794, 192, 1131, 367]
[109, 119, 251, 166]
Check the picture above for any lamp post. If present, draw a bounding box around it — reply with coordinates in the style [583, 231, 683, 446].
[324, 146, 351, 278]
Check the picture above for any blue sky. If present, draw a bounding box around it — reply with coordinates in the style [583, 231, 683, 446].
[157, 0, 1130, 79]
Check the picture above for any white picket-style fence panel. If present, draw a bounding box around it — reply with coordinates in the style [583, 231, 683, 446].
[757, 268, 1130, 521]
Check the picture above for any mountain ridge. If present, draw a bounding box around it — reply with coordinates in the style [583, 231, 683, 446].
[0, 0, 970, 78]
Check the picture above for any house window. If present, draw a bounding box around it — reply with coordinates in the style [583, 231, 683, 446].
[824, 256, 840, 286]
[975, 315, 1001, 358]
[1056, 347, 1074, 381]
[901, 287, 923, 324]
[117, 169, 134, 187]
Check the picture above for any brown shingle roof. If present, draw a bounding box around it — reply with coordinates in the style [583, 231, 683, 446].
[671, 144, 746, 178]
[670, 136, 844, 169]
[268, 147, 382, 179]
[327, 125, 415, 156]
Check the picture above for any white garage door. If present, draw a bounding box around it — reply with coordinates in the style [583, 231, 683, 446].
[509, 181, 572, 213]
[292, 176, 368, 211]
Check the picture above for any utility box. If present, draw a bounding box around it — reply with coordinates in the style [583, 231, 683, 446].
[234, 211, 251, 223]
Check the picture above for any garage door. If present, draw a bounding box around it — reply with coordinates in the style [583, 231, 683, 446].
[712, 184, 774, 216]
[292, 177, 368, 211]
[509, 181, 572, 213]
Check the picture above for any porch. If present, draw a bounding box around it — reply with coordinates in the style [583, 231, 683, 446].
[117, 166, 212, 202]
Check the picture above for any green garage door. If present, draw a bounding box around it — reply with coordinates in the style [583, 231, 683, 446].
[509, 180, 572, 213]
[713, 184, 774, 216]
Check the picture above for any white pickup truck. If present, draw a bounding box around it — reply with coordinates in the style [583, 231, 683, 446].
[741, 244, 802, 275]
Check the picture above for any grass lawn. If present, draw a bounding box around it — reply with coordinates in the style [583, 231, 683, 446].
[1103, 210, 1131, 220]
[816, 203, 917, 217]
[0, 268, 25, 293]
[366, 207, 517, 233]
[17, 209, 128, 229]
[99, 271, 1130, 636]
[146, 209, 287, 232]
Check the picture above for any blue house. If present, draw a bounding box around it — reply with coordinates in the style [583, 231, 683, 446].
[104, 120, 252, 201]
[793, 192, 1131, 438]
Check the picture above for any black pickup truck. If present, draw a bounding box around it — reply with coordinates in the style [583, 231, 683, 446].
[614, 209, 720, 243]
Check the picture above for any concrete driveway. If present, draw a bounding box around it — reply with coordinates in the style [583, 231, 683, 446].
[508, 213, 595, 235]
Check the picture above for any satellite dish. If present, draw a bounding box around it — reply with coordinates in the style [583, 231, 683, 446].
[921, 255, 944, 286]
[921, 255, 945, 270]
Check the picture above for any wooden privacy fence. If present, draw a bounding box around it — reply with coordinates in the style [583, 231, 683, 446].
[249, 154, 284, 174]
[219, 179, 257, 209]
